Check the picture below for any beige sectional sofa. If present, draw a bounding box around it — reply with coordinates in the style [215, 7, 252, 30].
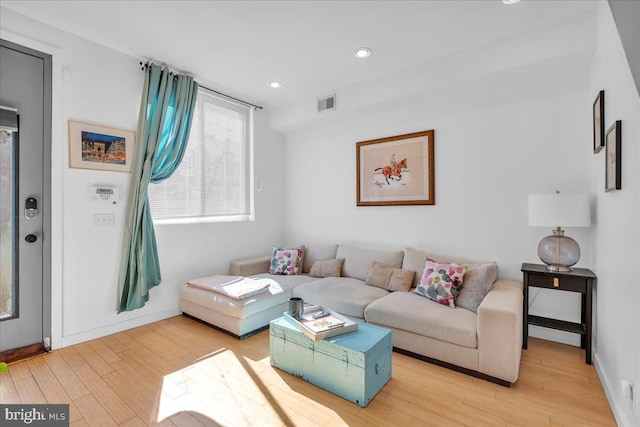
[179, 243, 523, 386]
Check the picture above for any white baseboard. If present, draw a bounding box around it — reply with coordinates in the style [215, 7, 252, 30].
[58, 309, 181, 348]
[594, 352, 637, 427]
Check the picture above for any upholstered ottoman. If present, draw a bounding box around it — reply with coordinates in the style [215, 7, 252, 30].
[270, 316, 392, 407]
[179, 273, 317, 338]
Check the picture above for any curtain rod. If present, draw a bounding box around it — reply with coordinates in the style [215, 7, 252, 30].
[140, 61, 263, 110]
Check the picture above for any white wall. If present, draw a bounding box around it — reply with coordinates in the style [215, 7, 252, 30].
[281, 22, 595, 346]
[590, 3, 640, 426]
[0, 7, 285, 348]
[607, 0, 640, 99]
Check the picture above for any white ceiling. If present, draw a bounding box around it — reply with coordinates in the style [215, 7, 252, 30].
[2, 0, 597, 108]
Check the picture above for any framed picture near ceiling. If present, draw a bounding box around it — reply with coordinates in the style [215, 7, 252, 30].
[68, 120, 135, 172]
[605, 120, 621, 192]
[593, 90, 605, 153]
[356, 130, 435, 206]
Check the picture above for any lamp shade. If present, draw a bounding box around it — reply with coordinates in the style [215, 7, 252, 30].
[528, 193, 590, 227]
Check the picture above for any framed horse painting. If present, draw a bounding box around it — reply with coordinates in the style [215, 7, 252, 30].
[356, 130, 435, 206]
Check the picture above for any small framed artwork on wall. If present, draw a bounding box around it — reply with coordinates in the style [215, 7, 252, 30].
[593, 90, 605, 153]
[68, 120, 135, 172]
[605, 120, 621, 192]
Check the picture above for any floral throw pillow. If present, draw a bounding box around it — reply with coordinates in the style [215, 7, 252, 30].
[269, 246, 305, 275]
[414, 258, 467, 308]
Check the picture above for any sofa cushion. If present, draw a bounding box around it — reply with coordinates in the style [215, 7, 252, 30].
[337, 244, 404, 281]
[251, 273, 316, 286]
[293, 277, 389, 319]
[302, 243, 339, 273]
[308, 258, 344, 278]
[365, 262, 415, 292]
[456, 263, 499, 313]
[269, 246, 305, 275]
[364, 291, 478, 349]
[402, 247, 496, 287]
[414, 259, 467, 308]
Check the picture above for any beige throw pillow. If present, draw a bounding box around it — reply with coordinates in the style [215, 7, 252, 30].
[365, 262, 415, 292]
[308, 258, 344, 278]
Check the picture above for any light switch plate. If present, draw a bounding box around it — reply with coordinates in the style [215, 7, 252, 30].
[93, 213, 115, 226]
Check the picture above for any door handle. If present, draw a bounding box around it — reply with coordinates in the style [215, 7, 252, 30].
[25, 234, 37, 243]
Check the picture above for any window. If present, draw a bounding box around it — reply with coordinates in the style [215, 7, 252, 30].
[148, 87, 254, 223]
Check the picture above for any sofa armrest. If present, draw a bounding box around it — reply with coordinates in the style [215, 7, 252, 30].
[477, 279, 523, 383]
[229, 255, 271, 276]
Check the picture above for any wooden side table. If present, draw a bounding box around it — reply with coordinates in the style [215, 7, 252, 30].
[521, 263, 596, 365]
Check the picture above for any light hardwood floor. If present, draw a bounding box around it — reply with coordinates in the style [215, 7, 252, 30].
[0, 315, 616, 426]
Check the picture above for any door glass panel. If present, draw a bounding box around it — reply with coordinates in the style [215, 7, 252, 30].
[0, 128, 16, 319]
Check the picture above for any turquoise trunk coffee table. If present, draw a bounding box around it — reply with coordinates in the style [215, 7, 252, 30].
[269, 316, 392, 407]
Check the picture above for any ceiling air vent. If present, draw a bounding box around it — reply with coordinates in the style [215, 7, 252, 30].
[317, 94, 336, 113]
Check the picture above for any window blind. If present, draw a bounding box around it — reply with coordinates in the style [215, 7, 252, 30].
[148, 88, 253, 222]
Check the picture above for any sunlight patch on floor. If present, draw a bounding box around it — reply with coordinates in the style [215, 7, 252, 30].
[155, 348, 296, 426]
[151, 342, 355, 426]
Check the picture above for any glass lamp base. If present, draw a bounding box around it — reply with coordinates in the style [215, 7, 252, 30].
[537, 228, 580, 272]
[544, 264, 573, 272]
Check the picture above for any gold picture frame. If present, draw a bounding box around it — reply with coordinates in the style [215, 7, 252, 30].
[356, 130, 435, 206]
[68, 120, 135, 172]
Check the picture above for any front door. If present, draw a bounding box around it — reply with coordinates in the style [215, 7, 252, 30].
[0, 40, 51, 359]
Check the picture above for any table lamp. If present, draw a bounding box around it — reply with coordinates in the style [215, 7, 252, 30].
[528, 192, 590, 272]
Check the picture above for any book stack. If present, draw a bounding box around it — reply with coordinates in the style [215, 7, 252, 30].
[284, 305, 358, 341]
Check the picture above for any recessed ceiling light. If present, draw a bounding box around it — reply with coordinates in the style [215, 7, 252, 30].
[270, 81, 282, 89]
[354, 47, 372, 59]
[503, 0, 521, 4]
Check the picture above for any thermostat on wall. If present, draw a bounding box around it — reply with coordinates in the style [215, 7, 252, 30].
[89, 186, 118, 205]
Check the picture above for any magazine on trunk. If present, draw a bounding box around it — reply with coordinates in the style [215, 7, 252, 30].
[284, 305, 358, 341]
[300, 313, 346, 333]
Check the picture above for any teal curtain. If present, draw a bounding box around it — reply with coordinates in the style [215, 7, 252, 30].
[117, 63, 198, 313]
